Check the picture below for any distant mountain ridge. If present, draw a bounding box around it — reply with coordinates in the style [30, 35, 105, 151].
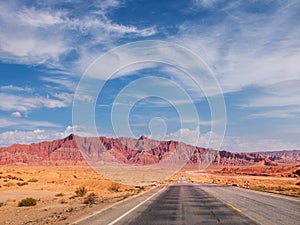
[251, 150, 300, 164]
[0, 134, 299, 166]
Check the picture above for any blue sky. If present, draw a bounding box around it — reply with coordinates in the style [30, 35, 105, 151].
[0, 0, 299, 151]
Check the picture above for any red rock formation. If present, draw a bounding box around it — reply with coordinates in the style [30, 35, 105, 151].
[211, 150, 283, 166]
[0, 134, 84, 165]
[252, 150, 300, 163]
[0, 134, 299, 166]
[219, 164, 300, 178]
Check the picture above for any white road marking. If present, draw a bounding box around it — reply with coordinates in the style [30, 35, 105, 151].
[74, 186, 162, 224]
[107, 186, 166, 225]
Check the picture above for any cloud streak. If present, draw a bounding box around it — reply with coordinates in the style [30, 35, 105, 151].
[174, 1, 300, 94]
[0, 92, 72, 112]
[0, 0, 156, 74]
[0, 125, 74, 146]
[0, 117, 61, 129]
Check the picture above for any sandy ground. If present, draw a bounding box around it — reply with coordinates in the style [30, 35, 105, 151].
[171, 165, 300, 197]
[0, 164, 299, 224]
[0, 166, 147, 225]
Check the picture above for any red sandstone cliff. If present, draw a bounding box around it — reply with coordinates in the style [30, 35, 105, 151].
[0, 134, 298, 166]
[0, 134, 83, 165]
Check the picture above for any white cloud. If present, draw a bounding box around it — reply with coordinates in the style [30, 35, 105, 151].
[0, 85, 32, 92]
[0, 92, 72, 112]
[242, 80, 300, 108]
[40, 76, 77, 91]
[192, 0, 222, 9]
[11, 111, 22, 118]
[170, 1, 300, 130]
[221, 136, 300, 152]
[0, 123, 298, 151]
[33, 129, 45, 134]
[0, 1, 156, 73]
[0, 1, 70, 66]
[166, 127, 223, 150]
[60, 125, 74, 135]
[281, 127, 300, 135]
[0, 118, 18, 128]
[18, 7, 65, 27]
[114, 62, 161, 77]
[0, 126, 74, 147]
[165, 127, 299, 152]
[167, 126, 201, 147]
[0, 117, 61, 129]
[74, 94, 94, 103]
[174, 1, 300, 94]
[249, 108, 300, 119]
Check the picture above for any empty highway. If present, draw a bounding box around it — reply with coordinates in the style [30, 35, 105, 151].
[75, 184, 300, 225]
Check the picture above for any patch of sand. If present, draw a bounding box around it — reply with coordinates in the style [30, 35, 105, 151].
[174, 165, 300, 197]
[0, 166, 146, 225]
[0, 190, 57, 202]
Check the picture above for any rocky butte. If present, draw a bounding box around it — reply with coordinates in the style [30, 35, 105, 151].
[0, 134, 299, 167]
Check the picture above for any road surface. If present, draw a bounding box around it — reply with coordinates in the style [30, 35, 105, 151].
[75, 184, 300, 225]
[199, 184, 300, 225]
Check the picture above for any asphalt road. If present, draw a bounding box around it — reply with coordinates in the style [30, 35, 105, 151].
[199, 184, 300, 225]
[75, 184, 300, 225]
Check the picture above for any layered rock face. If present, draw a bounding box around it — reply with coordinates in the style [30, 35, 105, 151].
[0, 134, 299, 166]
[68, 135, 206, 165]
[251, 150, 300, 164]
[213, 151, 282, 166]
[0, 134, 83, 165]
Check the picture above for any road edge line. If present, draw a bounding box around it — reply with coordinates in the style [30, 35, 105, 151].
[107, 186, 166, 225]
[73, 186, 163, 224]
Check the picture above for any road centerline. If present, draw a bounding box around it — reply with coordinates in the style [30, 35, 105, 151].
[226, 203, 242, 212]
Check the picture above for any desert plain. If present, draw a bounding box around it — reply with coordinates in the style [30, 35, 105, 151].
[0, 166, 145, 225]
[0, 163, 299, 225]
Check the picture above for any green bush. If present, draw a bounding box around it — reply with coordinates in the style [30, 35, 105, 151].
[18, 197, 37, 207]
[75, 186, 87, 197]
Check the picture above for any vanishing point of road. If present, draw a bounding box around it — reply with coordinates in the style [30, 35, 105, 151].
[75, 183, 300, 225]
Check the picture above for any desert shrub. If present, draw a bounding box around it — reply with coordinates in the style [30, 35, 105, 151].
[18, 197, 37, 207]
[135, 186, 145, 193]
[75, 186, 87, 197]
[66, 207, 73, 213]
[17, 182, 28, 186]
[109, 183, 120, 192]
[122, 193, 132, 200]
[83, 192, 97, 205]
[276, 186, 284, 191]
[28, 178, 38, 182]
[0, 202, 4, 207]
[3, 182, 15, 187]
[55, 192, 64, 197]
